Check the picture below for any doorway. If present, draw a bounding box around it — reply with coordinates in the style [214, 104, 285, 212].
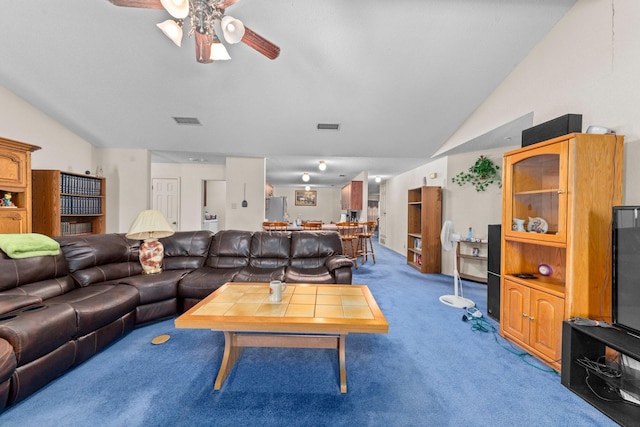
[152, 178, 179, 231]
[203, 180, 226, 231]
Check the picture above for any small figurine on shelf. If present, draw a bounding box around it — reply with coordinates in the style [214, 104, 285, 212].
[0, 192, 15, 208]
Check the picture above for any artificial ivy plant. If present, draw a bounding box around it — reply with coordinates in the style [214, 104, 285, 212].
[451, 155, 502, 192]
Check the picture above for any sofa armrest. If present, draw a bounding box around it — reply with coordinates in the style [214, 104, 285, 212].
[325, 255, 354, 271]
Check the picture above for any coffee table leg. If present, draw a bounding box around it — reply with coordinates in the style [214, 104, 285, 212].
[339, 334, 347, 393]
[214, 331, 243, 390]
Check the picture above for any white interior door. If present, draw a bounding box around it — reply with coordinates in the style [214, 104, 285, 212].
[152, 178, 179, 231]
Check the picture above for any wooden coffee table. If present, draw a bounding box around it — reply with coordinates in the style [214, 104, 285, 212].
[175, 282, 389, 393]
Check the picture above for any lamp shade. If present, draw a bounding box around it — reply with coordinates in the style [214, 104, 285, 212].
[160, 0, 189, 19]
[126, 210, 175, 241]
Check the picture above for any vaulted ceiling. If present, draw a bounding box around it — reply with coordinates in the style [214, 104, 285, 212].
[0, 1, 575, 191]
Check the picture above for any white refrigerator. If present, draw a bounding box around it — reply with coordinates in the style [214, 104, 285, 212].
[265, 196, 287, 221]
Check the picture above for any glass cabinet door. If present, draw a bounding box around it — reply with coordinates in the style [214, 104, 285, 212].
[503, 141, 568, 244]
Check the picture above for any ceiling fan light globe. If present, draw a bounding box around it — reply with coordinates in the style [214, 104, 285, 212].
[160, 0, 189, 19]
[210, 43, 231, 61]
[156, 20, 183, 47]
[221, 15, 245, 44]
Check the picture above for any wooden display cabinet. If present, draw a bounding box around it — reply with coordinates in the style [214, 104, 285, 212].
[32, 170, 106, 237]
[500, 133, 624, 371]
[407, 186, 442, 273]
[0, 137, 40, 234]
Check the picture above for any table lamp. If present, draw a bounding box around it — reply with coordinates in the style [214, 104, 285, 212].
[126, 210, 175, 274]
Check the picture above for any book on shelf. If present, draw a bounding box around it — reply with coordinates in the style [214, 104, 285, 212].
[414, 238, 422, 249]
[60, 173, 102, 196]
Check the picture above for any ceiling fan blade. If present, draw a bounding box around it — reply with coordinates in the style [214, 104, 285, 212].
[221, 0, 241, 9]
[242, 26, 280, 60]
[109, 0, 163, 9]
[194, 32, 213, 64]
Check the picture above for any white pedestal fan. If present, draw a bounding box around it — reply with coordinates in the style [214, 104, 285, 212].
[439, 220, 475, 308]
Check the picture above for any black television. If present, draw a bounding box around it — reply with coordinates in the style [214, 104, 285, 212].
[612, 206, 640, 338]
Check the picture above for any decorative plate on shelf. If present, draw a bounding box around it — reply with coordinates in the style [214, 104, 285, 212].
[527, 217, 548, 234]
[538, 264, 553, 276]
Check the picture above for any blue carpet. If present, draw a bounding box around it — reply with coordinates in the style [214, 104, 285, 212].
[0, 241, 615, 426]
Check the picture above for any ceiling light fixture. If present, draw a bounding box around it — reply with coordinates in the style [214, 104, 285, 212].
[302, 172, 310, 182]
[305, 185, 311, 191]
[108, 0, 280, 64]
[375, 176, 382, 183]
[318, 160, 326, 171]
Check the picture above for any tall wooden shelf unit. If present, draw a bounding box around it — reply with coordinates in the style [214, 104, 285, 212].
[407, 186, 442, 273]
[0, 137, 40, 234]
[32, 170, 106, 237]
[500, 133, 624, 372]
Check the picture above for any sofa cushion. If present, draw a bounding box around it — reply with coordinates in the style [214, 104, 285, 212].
[0, 250, 68, 292]
[248, 231, 291, 268]
[0, 295, 42, 315]
[160, 230, 212, 270]
[289, 231, 343, 268]
[234, 266, 287, 283]
[0, 303, 77, 366]
[45, 285, 139, 336]
[206, 230, 252, 268]
[119, 270, 188, 305]
[178, 267, 240, 300]
[285, 266, 335, 284]
[56, 234, 141, 286]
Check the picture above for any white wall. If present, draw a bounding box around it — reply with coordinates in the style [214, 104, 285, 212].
[94, 147, 150, 233]
[225, 157, 266, 231]
[0, 86, 93, 174]
[273, 186, 342, 224]
[0, 86, 150, 233]
[445, 0, 640, 204]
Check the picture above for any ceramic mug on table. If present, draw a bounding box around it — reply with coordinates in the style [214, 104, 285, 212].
[269, 280, 287, 302]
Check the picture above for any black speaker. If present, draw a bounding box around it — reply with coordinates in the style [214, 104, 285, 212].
[487, 224, 501, 321]
[522, 114, 582, 147]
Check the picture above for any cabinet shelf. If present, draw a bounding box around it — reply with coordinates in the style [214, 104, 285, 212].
[562, 322, 640, 426]
[514, 188, 561, 196]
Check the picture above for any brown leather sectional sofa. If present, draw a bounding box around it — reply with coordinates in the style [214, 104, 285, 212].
[0, 229, 352, 411]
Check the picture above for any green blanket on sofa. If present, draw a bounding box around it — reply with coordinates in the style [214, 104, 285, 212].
[0, 233, 60, 259]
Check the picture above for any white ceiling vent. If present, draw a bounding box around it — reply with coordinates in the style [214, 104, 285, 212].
[317, 123, 340, 131]
[173, 117, 202, 126]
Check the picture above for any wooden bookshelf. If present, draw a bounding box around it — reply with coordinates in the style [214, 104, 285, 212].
[406, 186, 442, 273]
[32, 170, 106, 237]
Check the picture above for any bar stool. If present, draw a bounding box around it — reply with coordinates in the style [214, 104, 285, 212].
[337, 222, 359, 270]
[263, 221, 288, 231]
[358, 221, 377, 264]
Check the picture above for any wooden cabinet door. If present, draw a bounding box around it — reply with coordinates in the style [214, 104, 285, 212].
[502, 280, 529, 344]
[502, 141, 568, 244]
[0, 209, 28, 234]
[529, 288, 564, 361]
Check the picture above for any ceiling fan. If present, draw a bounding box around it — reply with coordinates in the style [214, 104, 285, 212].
[108, 0, 280, 63]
